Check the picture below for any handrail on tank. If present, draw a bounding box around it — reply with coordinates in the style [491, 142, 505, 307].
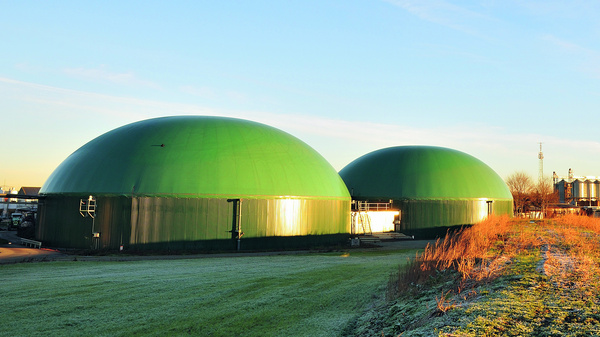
[354, 200, 393, 211]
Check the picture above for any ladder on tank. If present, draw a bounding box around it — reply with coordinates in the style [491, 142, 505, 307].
[353, 201, 372, 235]
[358, 212, 372, 235]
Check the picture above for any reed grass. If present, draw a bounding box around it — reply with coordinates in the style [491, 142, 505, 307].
[388, 215, 513, 299]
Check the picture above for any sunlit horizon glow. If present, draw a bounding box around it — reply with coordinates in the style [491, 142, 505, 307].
[2, 1, 600, 190]
[356, 211, 399, 233]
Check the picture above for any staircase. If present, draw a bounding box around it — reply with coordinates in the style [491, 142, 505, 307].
[376, 232, 413, 240]
[356, 232, 414, 246]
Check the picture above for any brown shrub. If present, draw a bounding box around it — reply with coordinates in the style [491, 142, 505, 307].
[389, 215, 512, 299]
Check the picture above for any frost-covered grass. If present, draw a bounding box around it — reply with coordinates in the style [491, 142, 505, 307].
[0, 250, 413, 336]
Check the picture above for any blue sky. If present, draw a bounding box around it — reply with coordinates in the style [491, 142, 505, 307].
[2, 1, 600, 189]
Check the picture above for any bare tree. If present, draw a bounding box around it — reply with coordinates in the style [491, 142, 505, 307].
[532, 176, 558, 216]
[506, 171, 534, 215]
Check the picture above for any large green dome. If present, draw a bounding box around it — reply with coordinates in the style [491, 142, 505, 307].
[41, 116, 349, 199]
[339, 146, 511, 200]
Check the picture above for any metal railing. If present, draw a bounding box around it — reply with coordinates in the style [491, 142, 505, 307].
[356, 201, 392, 211]
[20, 238, 42, 249]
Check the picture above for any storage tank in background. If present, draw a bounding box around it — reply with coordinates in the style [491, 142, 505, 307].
[589, 180, 597, 201]
[573, 179, 587, 199]
[339, 146, 513, 239]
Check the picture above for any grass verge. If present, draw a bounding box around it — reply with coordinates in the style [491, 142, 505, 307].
[348, 215, 600, 336]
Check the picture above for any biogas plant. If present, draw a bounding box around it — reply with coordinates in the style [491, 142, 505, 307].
[36, 116, 513, 251]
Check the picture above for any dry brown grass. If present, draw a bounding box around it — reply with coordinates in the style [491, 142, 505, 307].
[388, 214, 600, 300]
[374, 215, 600, 336]
[388, 215, 513, 299]
[554, 213, 600, 232]
[546, 215, 600, 293]
[434, 289, 455, 315]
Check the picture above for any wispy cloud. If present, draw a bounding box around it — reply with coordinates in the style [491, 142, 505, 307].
[3, 77, 599, 180]
[542, 34, 600, 79]
[384, 0, 498, 39]
[513, 1, 599, 18]
[0, 76, 174, 122]
[542, 35, 591, 54]
[235, 110, 600, 179]
[179, 85, 217, 99]
[180, 84, 264, 104]
[63, 66, 160, 88]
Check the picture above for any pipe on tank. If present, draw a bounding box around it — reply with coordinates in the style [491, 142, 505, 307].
[227, 198, 244, 251]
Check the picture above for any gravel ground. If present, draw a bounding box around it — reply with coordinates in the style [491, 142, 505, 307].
[0, 230, 431, 264]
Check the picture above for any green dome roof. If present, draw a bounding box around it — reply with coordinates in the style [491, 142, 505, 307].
[339, 146, 512, 200]
[41, 116, 350, 199]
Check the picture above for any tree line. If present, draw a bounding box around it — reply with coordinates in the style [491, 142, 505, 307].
[505, 171, 558, 216]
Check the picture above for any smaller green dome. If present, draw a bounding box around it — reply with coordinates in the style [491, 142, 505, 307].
[339, 146, 512, 200]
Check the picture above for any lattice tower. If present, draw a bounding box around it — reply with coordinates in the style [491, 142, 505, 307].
[538, 142, 544, 183]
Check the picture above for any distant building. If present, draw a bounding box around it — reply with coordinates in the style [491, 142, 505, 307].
[1, 187, 41, 217]
[19, 187, 41, 196]
[553, 169, 600, 207]
[17, 187, 41, 203]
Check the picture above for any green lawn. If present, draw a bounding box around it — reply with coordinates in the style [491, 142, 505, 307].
[0, 249, 413, 337]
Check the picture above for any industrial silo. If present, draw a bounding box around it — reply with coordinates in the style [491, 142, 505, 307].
[590, 180, 597, 201]
[555, 180, 567, 204]
[573, 179, 587, 200]
[339, 146, 513, 238]
[37, 116, 351, 250]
